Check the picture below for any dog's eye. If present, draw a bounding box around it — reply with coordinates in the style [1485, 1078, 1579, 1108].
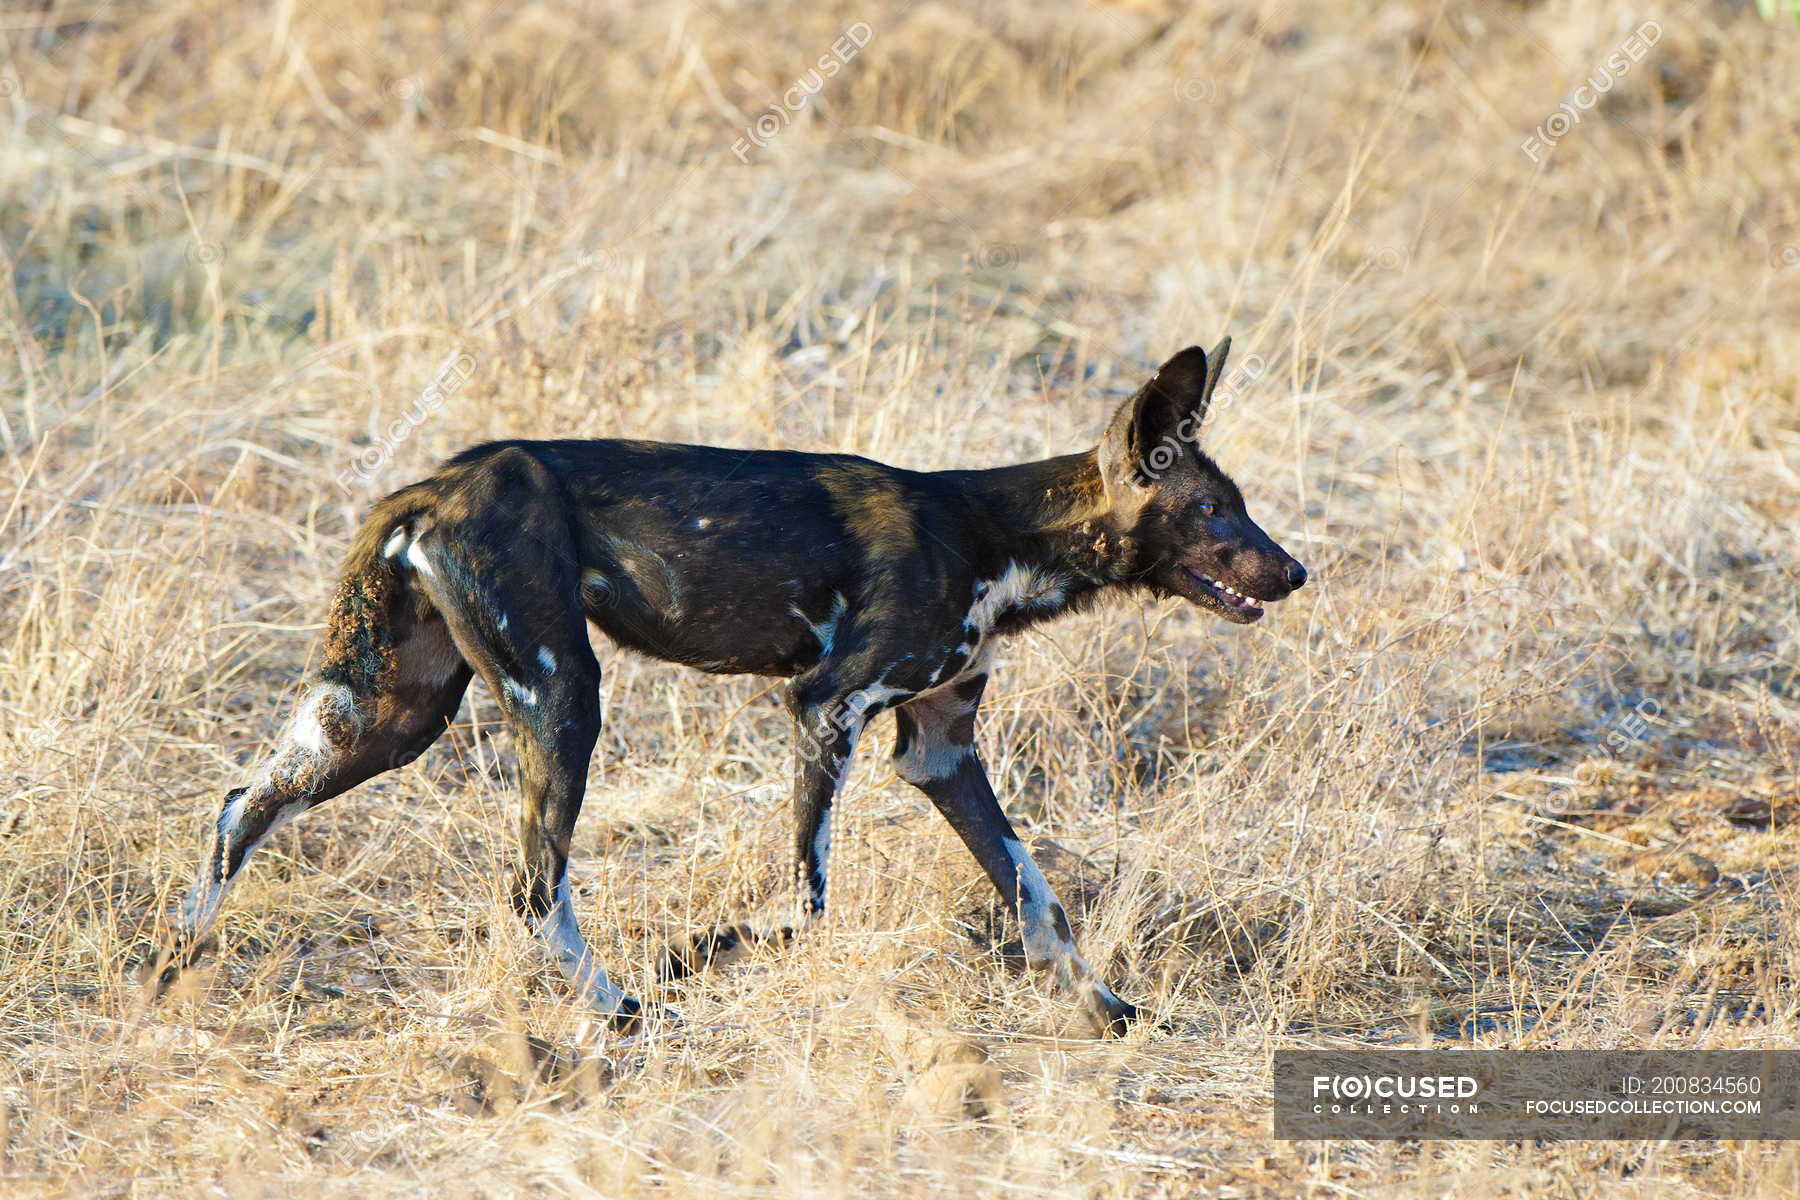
[1196, 501, 1215, 516]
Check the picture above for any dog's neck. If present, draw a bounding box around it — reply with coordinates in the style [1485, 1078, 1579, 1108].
[946, 450, 1141, 607]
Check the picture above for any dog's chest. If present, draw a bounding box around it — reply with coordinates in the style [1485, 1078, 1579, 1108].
[908, 561, 1067, 689]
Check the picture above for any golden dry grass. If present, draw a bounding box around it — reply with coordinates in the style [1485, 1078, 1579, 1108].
[3, 0, 1800, 1194]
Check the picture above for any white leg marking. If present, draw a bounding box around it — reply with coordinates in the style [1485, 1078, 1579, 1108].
[179, 787, 251, 932]
[180, 869, 233, 944]
[180, 794, 305, 941]
[290, 691, 333, 756]
[1000, 835, 1124, 1007]
[536, 646, 557, 674]
[894, 733, 968, 784]
[541, 872, 629, 1012]
[503, 677, 538, 707]
[1002, 836, 1067, 963]
[811, 811, 833, 899]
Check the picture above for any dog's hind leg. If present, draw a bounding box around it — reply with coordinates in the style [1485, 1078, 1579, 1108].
[395, 460, 643, 1027]
[154, 542, 472, 991]
[892, 668, 1141, 1034]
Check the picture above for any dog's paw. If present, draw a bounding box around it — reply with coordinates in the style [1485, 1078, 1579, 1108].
[605, 994, 645, 1033]
[129, 939, 211, 1000]
[601, 995, 683, 1037]
[1082, 989, 1152, 1038]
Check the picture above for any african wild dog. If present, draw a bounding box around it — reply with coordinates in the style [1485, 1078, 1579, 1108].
[146, 337, 1305, 1033]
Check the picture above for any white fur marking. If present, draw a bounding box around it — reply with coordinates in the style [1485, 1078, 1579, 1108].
[404, 539, 436, 578]
[180, 866, 231, 938]
[966, 562, 1067, 636]
[541, 872, 629, 1012]
[382, 527, 408, 558]
[811, 815, 832, 898]
[895, 727, 968, 783]
[180, 796, 304, 938]
[537, 647, 557, 674]
[261, 684, 361, 790]
[504, 677, 538, 707]
[998, 834, 1115, 1003]
[290, 692, 332, 756]
[218, 788, 251, 841]
[1003, 835, 1071, 964]
[793, 591, 849, 656]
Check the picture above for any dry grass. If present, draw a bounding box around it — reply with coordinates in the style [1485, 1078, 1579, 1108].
[3, 0, 1800, 1194]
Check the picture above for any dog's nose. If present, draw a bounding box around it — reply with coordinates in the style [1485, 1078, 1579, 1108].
[1285, 561, 1307, 589]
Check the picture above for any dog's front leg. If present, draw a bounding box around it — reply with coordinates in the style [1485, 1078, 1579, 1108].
[894, 678, 1141, 1034]
[785, 673, 892, 918]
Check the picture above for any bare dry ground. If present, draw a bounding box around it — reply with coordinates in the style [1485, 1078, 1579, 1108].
[3, 0, 1799, 1195]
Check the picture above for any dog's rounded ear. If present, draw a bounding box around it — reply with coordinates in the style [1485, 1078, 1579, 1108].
[1099, 339, 1232, 496]
[1138, 339, 1232, 450]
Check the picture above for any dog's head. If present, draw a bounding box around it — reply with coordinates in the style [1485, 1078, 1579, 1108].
[1097, 339, 1307, 624]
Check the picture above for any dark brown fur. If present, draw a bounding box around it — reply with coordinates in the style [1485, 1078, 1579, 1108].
[150, 339, 1306, 1034]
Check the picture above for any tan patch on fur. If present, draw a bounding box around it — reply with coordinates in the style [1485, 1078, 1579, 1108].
[819, 466, 917, 552]
[607, 534, 680, 614]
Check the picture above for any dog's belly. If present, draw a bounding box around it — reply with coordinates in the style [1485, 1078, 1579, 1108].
[579, 555, 835, 677]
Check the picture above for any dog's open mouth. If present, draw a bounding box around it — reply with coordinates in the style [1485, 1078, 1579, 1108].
[1186, 568, 1266, 620]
